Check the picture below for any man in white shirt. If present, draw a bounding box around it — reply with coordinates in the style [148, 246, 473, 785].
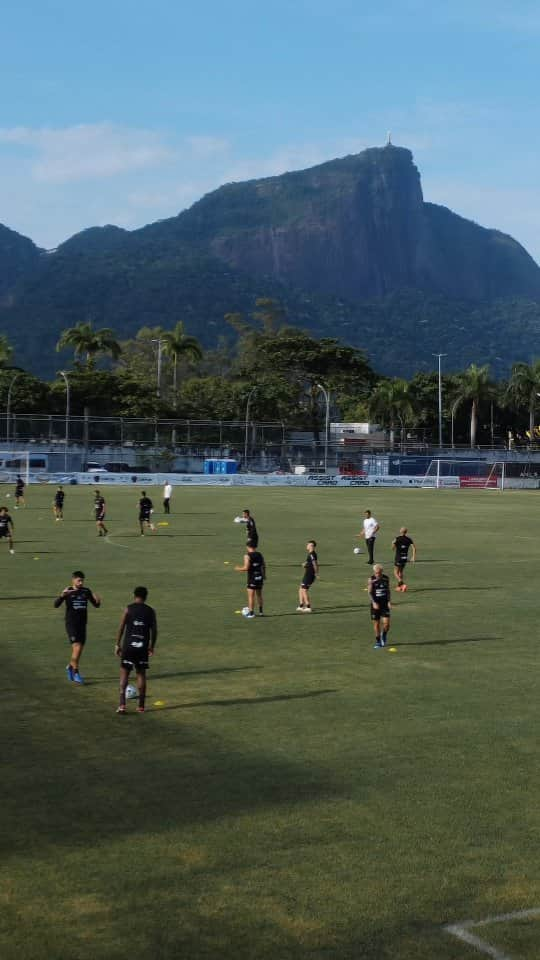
[163, 481, 172, 515]
[362, 509, 379, 564]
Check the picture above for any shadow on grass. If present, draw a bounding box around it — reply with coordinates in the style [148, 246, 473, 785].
[4, 653, 344, 863]
[395, 635, 502, 647]
[1, 594, 55, 600]
[159, 688, 337, 711]
[86, 665, 264, 685]
[411, 586, 495, 593]
[267, 605, 362, 617]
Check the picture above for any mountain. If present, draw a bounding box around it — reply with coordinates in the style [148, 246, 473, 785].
[0, 224, 42, 300]
[1, 144, 540, 379]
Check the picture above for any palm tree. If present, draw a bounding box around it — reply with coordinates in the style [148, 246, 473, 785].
[161, 322, 202, 400]
[56, 322, 121, 368]
[455, 363, 493, 448]
[368, 378, 416, 450]
[505, 359, 540, 439]
[0, 334, 13, 367]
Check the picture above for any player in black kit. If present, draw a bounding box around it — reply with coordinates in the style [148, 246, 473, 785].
[235, 543, 266, 617]
[138, 491, 155, 535]
[240, 509, 258, 547]
[54, 570, 101, 683]
[94, 490, 108, 536]
[297, 540, 319, 612]
[53, 486, 65, 521]
[392, 527, 416, 592]
[368, 563, 392, 649]
[115, 586, 157, 714]
[0, 506, 15, 554]
[14, 474, 25, 508]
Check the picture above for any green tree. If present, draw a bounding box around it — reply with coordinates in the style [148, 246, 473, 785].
[56, 321, 121, 368]
[455, 364, 494, 447]
[367, 378, 416, 449]
[505, 360, 540, 439]
[161, 322, 203, 400]
[0, 334, 13, 367]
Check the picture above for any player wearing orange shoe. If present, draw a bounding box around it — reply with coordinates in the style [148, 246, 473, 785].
[392, 527, 416, 591]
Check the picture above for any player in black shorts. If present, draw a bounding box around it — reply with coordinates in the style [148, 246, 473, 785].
[392, 527, 416, 592]
[297, 540, 319, 612]
[368, 563, 391, 649]
[94, 490, 108, 536]
[14, 475, 25, 508]
[235, 542, 266, 617]
[240, 509, 258, 547]
[54, 570, 101, 683]
[115, 586, 157, 714]
[138, 491, 155, 535]
[53, 485, 65, 521]
[0, 506, 15, 554]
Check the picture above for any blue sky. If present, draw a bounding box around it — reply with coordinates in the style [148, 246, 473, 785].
[2, 0, 539, 260]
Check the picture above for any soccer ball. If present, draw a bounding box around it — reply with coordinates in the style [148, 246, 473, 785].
[241, 606, 251, 617]
[126, 684, 138, 700]
[5, 494, 10, 498]
[233, 516, 242, 523]
[353, 546, 361, 555]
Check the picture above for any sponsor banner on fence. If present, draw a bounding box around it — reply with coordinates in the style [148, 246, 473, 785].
[30, 472, 425, 487]
[459, 476, 496, 488]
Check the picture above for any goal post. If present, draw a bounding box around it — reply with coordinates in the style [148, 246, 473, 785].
[421, 459, 492, 489]
[0, 451, 31, 486]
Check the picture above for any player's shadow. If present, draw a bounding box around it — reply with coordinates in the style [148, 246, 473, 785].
[266, 605, 362, 617]
[274, 562, 337, 568]
[412, 586, 494, 593]
[0, 594, 53, 600]
[395, 636, 502, 647]
[86, 665, 263, 685]
[158, 688, 337, 711]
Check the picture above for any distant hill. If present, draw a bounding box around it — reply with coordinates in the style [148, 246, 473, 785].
[1, 144, 540, 379]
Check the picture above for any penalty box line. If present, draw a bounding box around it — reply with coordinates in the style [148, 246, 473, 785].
[444, 907, 540, 959]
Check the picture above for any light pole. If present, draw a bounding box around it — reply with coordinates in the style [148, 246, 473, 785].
[58, 371, 70, 471]
[6, 372, 19, 444]
[433, 353, 447, 448]
[316, 382, 330, 473]
[244, 387, 257, 471]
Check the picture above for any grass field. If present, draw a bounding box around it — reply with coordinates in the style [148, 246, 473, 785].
[3, 483, 540, 960]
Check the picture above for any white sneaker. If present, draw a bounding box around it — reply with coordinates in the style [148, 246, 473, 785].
[296, 606, 304, 611]
[303, 607, 312, 613]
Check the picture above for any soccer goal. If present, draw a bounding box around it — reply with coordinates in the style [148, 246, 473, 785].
[0, 451, 31, 485]
[485, 461, 540, 489]
[420, 459, 492, 489]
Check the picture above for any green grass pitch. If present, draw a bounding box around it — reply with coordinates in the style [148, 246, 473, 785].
[2, 483, 540, 959]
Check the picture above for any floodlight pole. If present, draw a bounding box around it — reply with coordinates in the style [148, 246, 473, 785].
[59, 371, 70, 471]
[433, 353, 447, 448]
[6, 372, 19, 444]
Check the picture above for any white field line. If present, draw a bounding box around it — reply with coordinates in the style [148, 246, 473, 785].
[104, 535, 133, 550]
[445, 907, 540, 959]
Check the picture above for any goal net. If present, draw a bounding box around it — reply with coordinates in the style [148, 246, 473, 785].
[421, 459, 494, 489]
[486, 462, 540, 490]
[0, 451, 31, 485]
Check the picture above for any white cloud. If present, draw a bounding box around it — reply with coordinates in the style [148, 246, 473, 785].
[0, 123, 173, 183]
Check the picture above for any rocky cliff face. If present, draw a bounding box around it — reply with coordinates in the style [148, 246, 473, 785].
[2, 143, 540, 378]
[175, 145, 540, 302]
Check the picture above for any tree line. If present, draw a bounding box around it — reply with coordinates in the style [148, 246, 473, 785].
[1, 299, 540, 447]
